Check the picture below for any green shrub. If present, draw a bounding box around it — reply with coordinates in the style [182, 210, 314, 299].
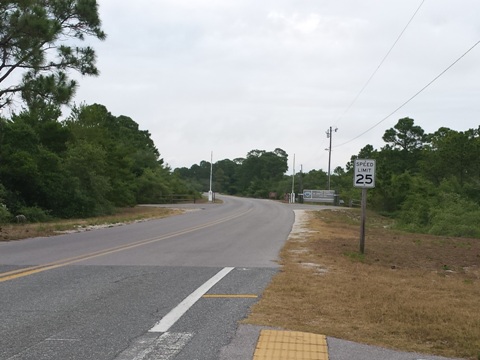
[17, 206, 52, 223]
[0, 204, 11, 224]
[428, 194, 480, 237]
[397, 190, 480, 238]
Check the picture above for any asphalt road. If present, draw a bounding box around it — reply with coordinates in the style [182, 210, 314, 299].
[0, 196, 465, 360]
[0, 196, 295, 360]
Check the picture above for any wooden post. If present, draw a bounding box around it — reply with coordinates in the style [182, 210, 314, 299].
[360, 188, 367, 254]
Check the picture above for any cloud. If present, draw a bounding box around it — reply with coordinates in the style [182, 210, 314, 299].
[72, 0, 480, 173]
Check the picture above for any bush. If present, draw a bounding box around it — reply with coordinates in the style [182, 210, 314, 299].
[397, 197, 431, 232]
[397, 189, 480, 238]
[0, 204, 11, 224]
[428, 194, 480, 237]
[17, 206, 52, 223]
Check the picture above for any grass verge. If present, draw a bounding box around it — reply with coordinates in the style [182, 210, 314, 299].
[0, 206, 181, 241]
[245, 209, 480, 360]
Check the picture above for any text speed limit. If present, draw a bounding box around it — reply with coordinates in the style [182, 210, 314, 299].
[354, 159, 376, 188]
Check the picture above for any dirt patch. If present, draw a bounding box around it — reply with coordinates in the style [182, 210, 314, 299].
[245, 209, 480, 360]
[0, 207, 181, 241]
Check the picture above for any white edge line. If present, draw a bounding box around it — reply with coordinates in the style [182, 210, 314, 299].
[149, 267, 235, 333]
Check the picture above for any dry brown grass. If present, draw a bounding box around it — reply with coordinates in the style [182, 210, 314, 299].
[246, 209, 480, 360]
[0, 206, 181, 241]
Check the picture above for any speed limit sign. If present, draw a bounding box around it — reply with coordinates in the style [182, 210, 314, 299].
[354, 159, 376, 188]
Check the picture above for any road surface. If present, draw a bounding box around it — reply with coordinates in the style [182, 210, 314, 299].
[0, 196, 295, 359]
[0, 196, 464, 360]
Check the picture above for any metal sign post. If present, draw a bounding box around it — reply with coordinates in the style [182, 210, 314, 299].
[360, 188, 367, 254]
[354, 159, 376, 254]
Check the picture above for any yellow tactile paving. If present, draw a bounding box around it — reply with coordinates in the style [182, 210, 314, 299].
[253, 330, 329, 360]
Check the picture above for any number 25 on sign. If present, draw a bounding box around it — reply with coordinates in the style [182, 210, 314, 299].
[354, 159, 376, 188]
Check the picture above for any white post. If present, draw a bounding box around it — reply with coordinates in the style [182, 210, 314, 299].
[290, 154, 295, 203]
[208, 151, 213, 202]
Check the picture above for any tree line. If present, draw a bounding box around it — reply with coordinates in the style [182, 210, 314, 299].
[0, 1, 193, 222]
[0, 103, 194, 221]
[178, 118, 480, 238]
[1, 1, 479, 238]
[175, 147, 337, 200]
[353, 118, 480, 238]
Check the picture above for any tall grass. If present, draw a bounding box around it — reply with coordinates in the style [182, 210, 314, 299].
[246, 209, 480, 359]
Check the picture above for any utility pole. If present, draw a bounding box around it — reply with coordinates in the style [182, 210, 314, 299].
[299, 164, 303, 203]
[326, 126, 338, 190]
[300, 164, 303, 191]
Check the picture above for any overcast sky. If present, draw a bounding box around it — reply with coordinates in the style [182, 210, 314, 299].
[73, 0, 480, 173]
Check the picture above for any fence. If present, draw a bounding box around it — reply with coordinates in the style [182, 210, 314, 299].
[303, 190, 336, 204]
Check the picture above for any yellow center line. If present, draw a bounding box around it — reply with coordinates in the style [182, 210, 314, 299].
[202, 294, 258, 298]
[0, 208, 253, 283]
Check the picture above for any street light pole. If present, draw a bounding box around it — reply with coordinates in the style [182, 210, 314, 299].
[208, 151, 213, 202]
[290, 153, 295, 203]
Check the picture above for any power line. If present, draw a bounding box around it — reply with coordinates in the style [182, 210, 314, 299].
[334, 0, 426, 127]
[334, 39, 480, 148]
